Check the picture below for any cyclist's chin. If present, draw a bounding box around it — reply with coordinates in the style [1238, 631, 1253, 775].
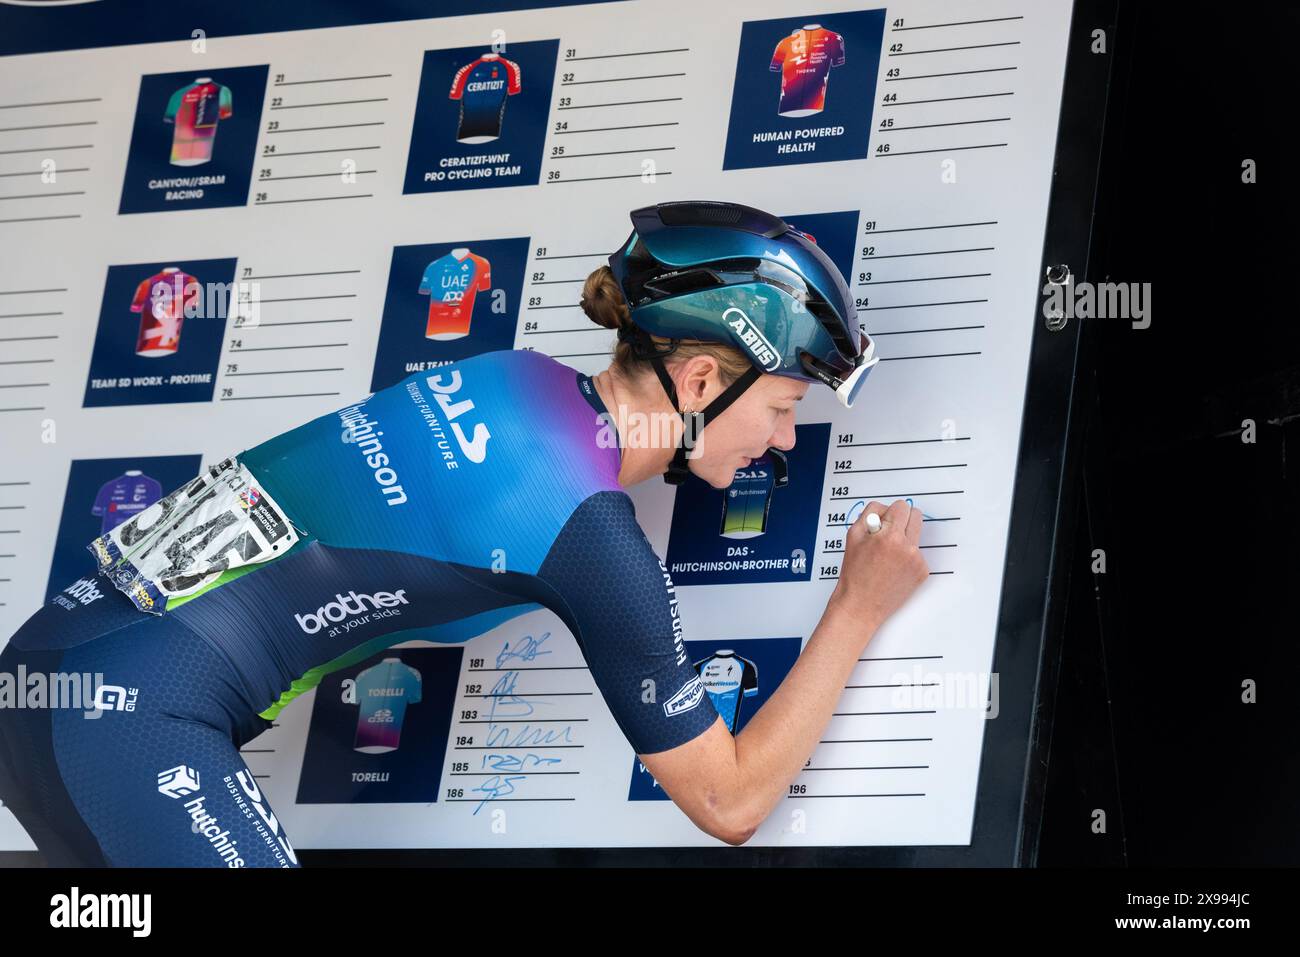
[690, 458, 739, 490]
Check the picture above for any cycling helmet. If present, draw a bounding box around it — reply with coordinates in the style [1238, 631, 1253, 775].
[607, 199, 878, 484]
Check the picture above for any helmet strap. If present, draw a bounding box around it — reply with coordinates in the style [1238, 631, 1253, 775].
[647, 352, 763, 486]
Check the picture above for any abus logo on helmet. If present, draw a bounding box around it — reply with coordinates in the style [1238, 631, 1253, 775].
[723, 307, 780, 371]
[294, 589, 409, 634]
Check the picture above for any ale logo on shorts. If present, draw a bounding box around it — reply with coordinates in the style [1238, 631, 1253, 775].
[89, 684, 139, 715]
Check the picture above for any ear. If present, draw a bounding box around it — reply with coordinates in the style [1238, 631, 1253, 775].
[679, 354, 721, 405]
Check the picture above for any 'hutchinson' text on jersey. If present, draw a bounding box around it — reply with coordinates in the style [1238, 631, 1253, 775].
[338, 404, 407, 506]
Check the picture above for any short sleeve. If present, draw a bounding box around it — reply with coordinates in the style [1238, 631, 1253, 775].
[449, 61, 472, 99]
[129, 277, 152, 313]
[91, 479, 113, 516]
[769, 38, 786, 71]
[536, 491, 719, 755]
[164, 87, 183, 123]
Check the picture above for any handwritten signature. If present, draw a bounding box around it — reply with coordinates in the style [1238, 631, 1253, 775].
[469, 632, 575, 814]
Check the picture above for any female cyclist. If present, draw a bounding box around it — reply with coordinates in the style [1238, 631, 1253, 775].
[0, 200, 928, 866]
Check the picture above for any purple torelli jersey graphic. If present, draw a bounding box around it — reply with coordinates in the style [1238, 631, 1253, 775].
[354, 657, 423, 754]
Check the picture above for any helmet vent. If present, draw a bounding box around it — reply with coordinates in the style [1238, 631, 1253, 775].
[659, 202, 743, 227]
[643, 268, 724, 298]
[807, 299, 857, 357]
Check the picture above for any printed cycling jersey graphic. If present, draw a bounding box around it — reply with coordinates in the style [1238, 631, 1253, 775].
[129, 267, 200, 357]
[720, 452, 781, 539]
[91, 470, 163, 535]
[449, 52, 522, 143]
[419, 248, 492, 340]
[164, 77, 233, 166]
[769, 24, 845, 117]
[354, 657, 423, 754]
[694, 650, 759, 733]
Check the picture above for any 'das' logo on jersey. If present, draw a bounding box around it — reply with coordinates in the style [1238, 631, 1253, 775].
[724, 307, 781, 371]
[425, 369, 491, 464]
[234, 769, 298, 867]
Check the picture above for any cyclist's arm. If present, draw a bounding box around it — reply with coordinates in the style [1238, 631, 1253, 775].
[636, 597, 880, 845]
[535, 491, 880, 844]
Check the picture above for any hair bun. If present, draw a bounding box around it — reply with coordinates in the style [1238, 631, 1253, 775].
[580, 265, 630, 332]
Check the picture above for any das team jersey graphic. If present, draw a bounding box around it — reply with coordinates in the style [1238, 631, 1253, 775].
[354, 657, 423, 754]
[720, 453, 779, 539]
[91, 470, 163, 535]
[419, 248, 492, 340]
[163, 78, 233, 166]
[769, 24, 846, 118]
[448, 52, 522, 143]
[129, 267, 201, 357]
[693, 650, 758, 733]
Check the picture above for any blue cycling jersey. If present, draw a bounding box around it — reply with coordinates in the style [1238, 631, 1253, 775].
[353, 657, 422, 754]
[0, 348, 721, 866]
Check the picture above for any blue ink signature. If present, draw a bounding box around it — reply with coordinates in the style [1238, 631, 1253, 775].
[482, 752, 563, 772]
[471, 775, 527, 810]
[468, 632, 576, 814]
[495, 631, 553, 669]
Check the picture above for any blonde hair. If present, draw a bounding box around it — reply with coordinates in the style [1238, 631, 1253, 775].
[578, 265, 751, 395]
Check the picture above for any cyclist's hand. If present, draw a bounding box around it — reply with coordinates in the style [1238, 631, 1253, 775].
[830, 499, 929, 639]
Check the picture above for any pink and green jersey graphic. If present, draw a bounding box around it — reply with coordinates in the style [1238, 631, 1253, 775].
[164, 78, 233, 166]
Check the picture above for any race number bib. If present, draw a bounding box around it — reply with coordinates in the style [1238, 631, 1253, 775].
[87, 457, 300, 614]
